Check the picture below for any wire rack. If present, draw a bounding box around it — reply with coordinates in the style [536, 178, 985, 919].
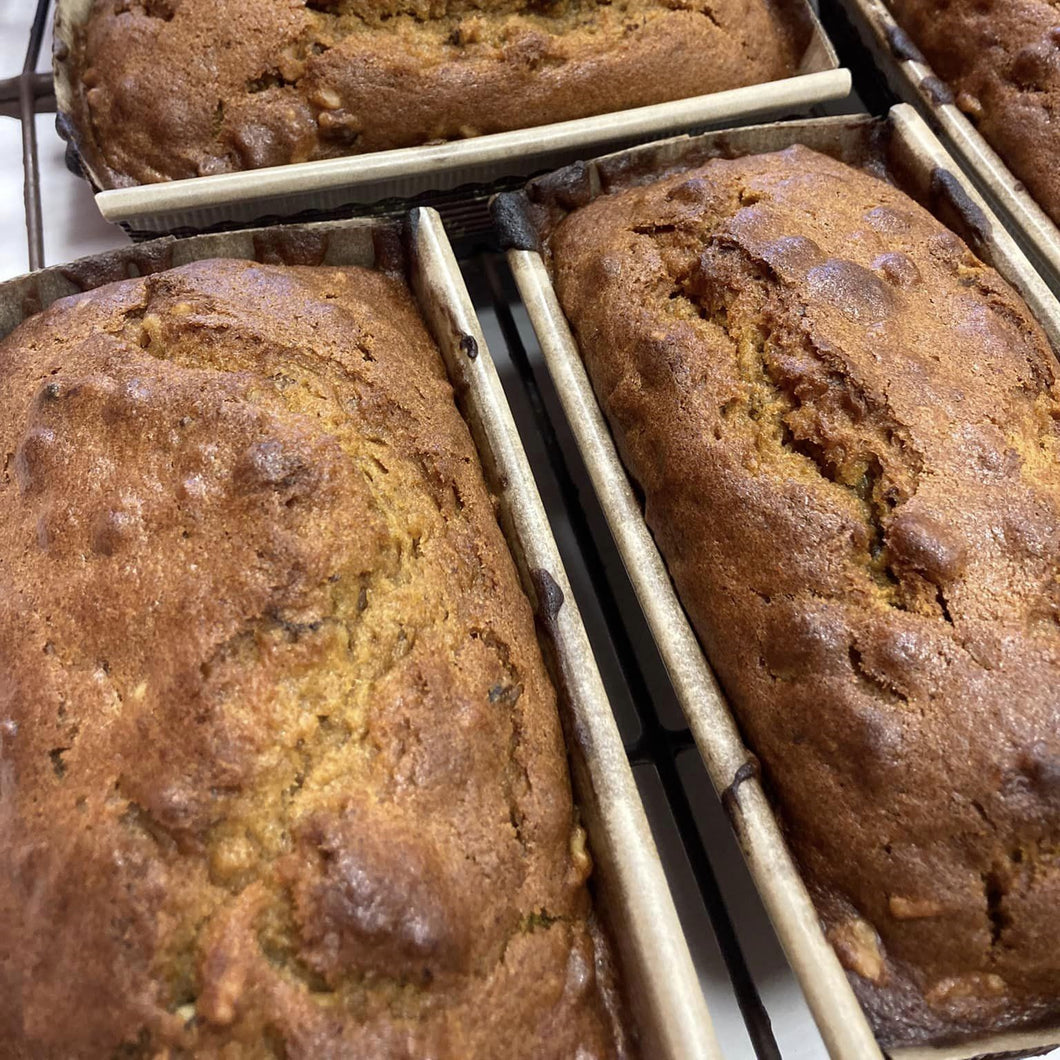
[3, 0, 51, 272]
[0, 1, 849, 1055]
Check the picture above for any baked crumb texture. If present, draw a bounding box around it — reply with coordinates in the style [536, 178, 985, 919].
[73, 0, 800, 185]
[0, 260, 626, 1059]
[889, 0, 1060, 226]
[549, 146, 1060, 1045]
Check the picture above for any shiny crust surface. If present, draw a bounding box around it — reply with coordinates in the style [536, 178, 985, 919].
[69, 0, 801, 186]
[0, 259, 626, 1058]
[549, 146, 1060, 1045]
[888, 0, 1060, 226]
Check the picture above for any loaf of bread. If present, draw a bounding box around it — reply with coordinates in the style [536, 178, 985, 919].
[547, 146, 1060, 1044]
[66, 0, 803, 186]
[0, 258, 628, 1058]
[887, 0, 1060, 226]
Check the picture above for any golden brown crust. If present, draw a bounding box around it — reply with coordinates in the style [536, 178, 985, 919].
[548, 146, 1060, 1045]
[0, 259, 626, 1058]
[70, 0, 802, 186]
[887, 0, 1060, 227]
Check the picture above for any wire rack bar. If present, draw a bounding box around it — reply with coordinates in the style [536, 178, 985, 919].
[20, 0, 51, 271]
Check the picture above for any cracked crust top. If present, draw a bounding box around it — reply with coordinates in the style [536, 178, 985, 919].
[0, 259, 628, 1059]
[548, 145, 1060, 1045]
[69, 0, 802, 186]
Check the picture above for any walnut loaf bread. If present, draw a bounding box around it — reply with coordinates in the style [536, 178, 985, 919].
[66, 0, 804, 186]
[547, 146, 1060, 1044]
[0, 258, 629, 1058]
[887, 0, 1060, 226]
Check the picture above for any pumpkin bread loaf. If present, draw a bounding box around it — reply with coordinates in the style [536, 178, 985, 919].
[888, 0, 1060, 225]
[548, 146, 1060, 1044]
[67, 0, 804, 185]
[0, 258, 627, 1058]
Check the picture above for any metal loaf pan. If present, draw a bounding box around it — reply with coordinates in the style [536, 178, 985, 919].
[821, 0, 1060, 298]
[51, 0, 850, 240]
[496, 104, 1060, 1060]
[0, 209, 718, 1060]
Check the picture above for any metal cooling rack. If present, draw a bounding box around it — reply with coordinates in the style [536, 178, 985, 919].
[0, 1, 861, 1055]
